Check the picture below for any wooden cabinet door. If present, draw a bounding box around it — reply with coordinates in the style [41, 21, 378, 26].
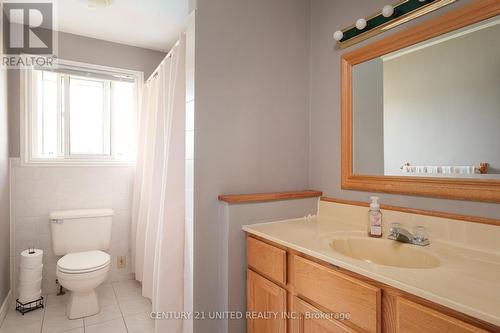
[292, 297, 356, 333]
[247, 269, 287, 333]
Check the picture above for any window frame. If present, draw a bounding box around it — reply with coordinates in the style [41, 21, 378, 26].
[21, 58, 143, 166]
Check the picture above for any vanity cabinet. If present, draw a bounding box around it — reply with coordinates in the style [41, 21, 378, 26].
[246, 235, 497, 333]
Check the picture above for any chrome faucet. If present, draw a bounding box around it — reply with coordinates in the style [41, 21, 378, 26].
[388, 224, 429, 246]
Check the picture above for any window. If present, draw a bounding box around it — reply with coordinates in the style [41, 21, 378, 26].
[23, 60, 141, 164]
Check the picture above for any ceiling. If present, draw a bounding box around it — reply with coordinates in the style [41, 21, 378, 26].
[56, 0, 189, 52]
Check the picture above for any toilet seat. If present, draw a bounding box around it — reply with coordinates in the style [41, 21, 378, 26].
[57, 250, 110, 274]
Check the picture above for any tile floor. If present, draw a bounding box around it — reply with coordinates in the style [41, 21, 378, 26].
[0, 280, 153, 333]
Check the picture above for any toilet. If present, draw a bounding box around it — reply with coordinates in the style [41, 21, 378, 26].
[50, 209, 113, 319]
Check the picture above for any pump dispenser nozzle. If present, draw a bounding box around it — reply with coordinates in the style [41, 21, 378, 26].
[370, 196, 380, 210]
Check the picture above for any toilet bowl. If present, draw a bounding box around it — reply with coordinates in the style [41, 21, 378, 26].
[56, 250, 111, 319]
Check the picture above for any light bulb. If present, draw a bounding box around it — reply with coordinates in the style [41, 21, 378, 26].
[382, 5, 394, 17]
[356, 18, 367, 30]
[333, 30, 343, 41]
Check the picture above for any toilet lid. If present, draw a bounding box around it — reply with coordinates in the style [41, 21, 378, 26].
[57, 250, 110, 273]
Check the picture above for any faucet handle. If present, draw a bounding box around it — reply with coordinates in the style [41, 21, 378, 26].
[413, 226, 430, 246]
[389, 223, 400, 235]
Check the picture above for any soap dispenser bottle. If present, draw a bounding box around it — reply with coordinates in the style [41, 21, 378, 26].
[368, 196, 382, 238]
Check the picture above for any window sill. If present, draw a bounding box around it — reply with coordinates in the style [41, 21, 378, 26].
[21, 158, 136, 167]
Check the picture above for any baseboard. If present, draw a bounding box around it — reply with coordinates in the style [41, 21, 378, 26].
[0, 290, 12, 325]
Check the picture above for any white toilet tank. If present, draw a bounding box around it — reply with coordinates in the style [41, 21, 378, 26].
[50, 209, 114, 256]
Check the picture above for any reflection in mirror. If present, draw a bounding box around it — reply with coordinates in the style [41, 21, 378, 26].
[352, 16, 500, 179]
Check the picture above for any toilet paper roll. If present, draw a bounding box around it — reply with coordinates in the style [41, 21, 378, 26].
[18, 290, 42, 304]
[20, 249, 43, 269]
[18, 278, 42, 296]
[19, 264, 43, 282]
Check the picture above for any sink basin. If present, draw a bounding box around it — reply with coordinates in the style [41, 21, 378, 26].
[329, 237, 440, 269]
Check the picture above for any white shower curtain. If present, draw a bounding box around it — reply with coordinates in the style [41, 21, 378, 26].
[131, 37, 186, 333]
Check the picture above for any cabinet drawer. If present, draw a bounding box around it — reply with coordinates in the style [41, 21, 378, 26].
[293, 256, 381, 333]
[247, 237, 286, 284]
[396, 297, 488, 333]
[292, 296, 356, 333]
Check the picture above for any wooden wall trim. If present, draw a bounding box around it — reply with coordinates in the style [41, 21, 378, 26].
[320, 196, 500, 227]
[341, 0, 500, 203]
[218, 190, 323, 204]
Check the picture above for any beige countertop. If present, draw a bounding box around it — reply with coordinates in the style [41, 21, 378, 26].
[243, 216, 500, 327]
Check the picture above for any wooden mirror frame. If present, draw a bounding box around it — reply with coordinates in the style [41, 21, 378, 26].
[341, 0, 500, 203]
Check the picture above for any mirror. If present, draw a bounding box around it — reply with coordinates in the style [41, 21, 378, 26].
[352, 17, 500, 179]
[341, 1, 500, 203]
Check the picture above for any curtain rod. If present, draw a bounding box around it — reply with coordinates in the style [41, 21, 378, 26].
[146, 39, 181, 83]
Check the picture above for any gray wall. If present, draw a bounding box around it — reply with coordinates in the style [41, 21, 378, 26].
[352, 58, 384, 174]
[8, 30, 166, 157]
[0, 64, 9, 305]
[309, 0, 500, 218]
[222, 198, 317, 333]
[383, 23, 500, 175]
[194, 0, 310, 331]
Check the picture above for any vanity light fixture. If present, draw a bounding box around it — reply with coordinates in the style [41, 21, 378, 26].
[333, 0, 456, 47]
